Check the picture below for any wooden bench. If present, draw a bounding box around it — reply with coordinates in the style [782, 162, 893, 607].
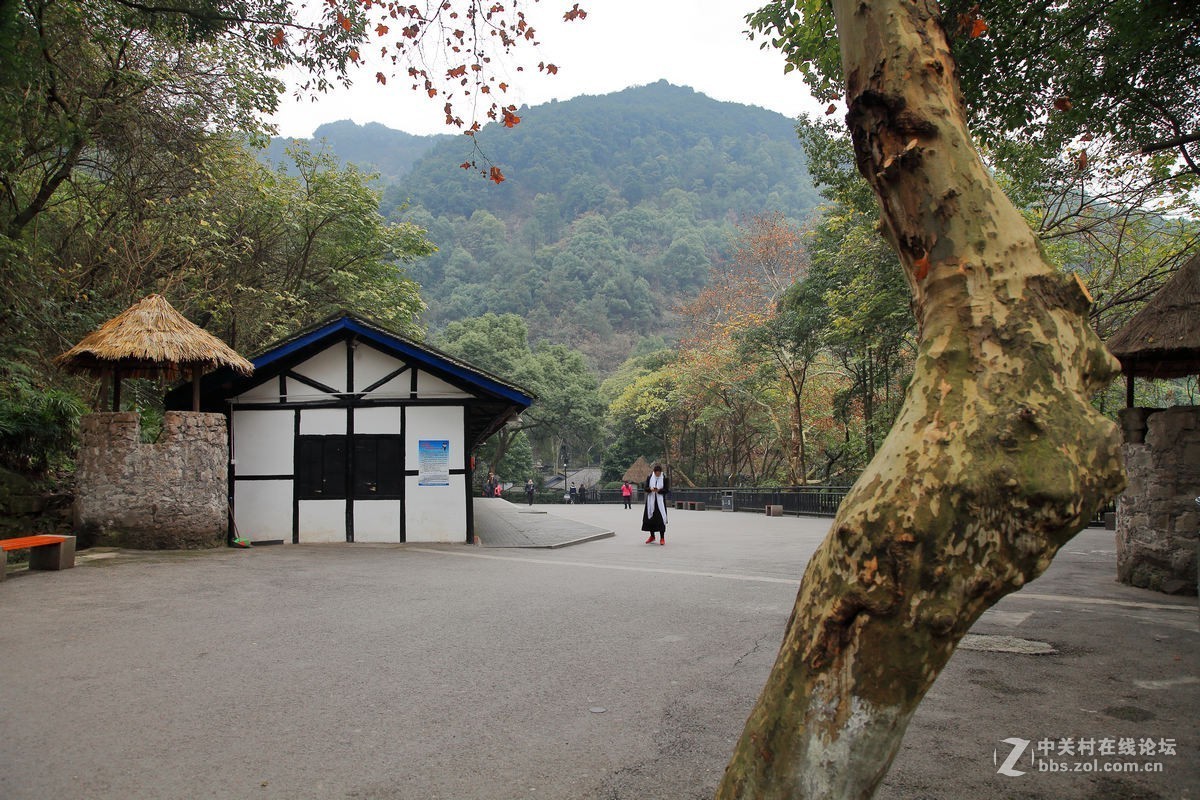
[764, 504, 784, 517]
[685, 501, 706, 511]
[1, 535, 76, 581]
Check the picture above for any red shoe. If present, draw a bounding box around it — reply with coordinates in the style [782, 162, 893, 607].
[659, 539, 665, 545]
[645, 536, 655, 544]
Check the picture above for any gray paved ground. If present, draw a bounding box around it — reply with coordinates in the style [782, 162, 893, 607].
[472, 499, 614, 548]
[1, 505, 1196, 800]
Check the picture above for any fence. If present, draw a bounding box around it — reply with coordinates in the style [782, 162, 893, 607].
[512, 484, 1115, 527]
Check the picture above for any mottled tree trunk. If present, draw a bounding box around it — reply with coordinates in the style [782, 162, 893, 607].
[716, 2, 1125, 798]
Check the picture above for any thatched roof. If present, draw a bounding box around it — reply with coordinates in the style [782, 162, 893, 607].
[622, 456, 654, 483]
[1107, 254, 1200, 380]
[56, 294, 253, 379]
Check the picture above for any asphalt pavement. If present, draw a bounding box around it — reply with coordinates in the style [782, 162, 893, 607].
[1, 503, 1195, 800]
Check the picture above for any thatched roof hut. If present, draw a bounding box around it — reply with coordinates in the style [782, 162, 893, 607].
[56, 294, 253, 410]
[622, 456, 654, 483]
[1107, 254, 1200, 404]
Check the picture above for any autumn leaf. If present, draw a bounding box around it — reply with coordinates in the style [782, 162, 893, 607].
[459, 161, 473, 170]
[1054, 96, 1073, 112]
[564, 4, 587, 21]
[913, 254, 931, 281]
[376, 72, 387, 85]
[270, 28, 285, 47]
[538, 61, 559, 75]
[375, 23, 389, 36]
[348, 48, 360, 62]
[489, 166, 505, 184]
[502, 108, 521, 128]
[969, 18, 988, 38]
[1075, 150, 1088, 170]
[338, 13, 352, 32]
[825, 103, 837, 115]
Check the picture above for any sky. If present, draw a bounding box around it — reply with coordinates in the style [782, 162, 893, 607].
[267, 0, 826, 138]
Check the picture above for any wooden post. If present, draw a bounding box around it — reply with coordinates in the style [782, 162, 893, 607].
[192, 365, 202, 412]
[112, 369, 122, 412]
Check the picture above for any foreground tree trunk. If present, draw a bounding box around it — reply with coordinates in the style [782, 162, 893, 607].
[717, 2, 1125, 798]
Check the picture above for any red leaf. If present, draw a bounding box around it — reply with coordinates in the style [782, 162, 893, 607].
[338, 14, 352, 32]
[969, 18, 987, 38]
[825, 103, 837, 116]
[348, 47, 360, 62]
[502, 108, 521, 128]
[1054, 96, 1073, 112]
[913, 254, 931, 281]
[489, 166, 505, 184]
[376, 72, 387, 85]
[270, 28, 285, 47]
[1075, 150, 1088, 170]
[375, 23, 389, 36]
[460, 162, 473, 170]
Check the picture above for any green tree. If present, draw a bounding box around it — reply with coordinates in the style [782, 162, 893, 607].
[435, 313, 604, 473]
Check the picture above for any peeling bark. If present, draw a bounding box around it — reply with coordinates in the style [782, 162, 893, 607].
[716, 2, 1125, 798]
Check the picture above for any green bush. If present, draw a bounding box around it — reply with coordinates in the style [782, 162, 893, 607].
[0, 379, 87, 473]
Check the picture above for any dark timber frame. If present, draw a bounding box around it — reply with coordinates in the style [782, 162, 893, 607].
[166, 312, 534, 545]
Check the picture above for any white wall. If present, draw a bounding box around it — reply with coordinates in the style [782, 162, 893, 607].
[298, 500, 346, 543]
[300, 408, 345, 435]
[403, 475, 466, 542]
[404, 405, 466, 542]
[355, 406, 402, 435]
[292, 346, 347, 392]
[416, 371, 470, 399]
[231, 410, 293, 475]
[233, 378, 280, 404]
[354, 344, 404, 391]
[233, 481, 292, 542]
[354, 501, 403, 543]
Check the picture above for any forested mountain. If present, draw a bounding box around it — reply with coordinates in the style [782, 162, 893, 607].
[263, 120, 447, 181]
[267, 82, 821, 370]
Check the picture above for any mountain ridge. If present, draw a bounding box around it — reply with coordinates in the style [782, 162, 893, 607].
[262, 81, 821, 372]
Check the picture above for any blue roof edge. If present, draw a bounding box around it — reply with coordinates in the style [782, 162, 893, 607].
[252, 314, 534, 408]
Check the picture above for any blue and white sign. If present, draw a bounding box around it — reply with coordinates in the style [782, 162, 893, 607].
[418, 439, 451, 486]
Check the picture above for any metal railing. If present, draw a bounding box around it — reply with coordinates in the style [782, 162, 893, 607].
[512, 484, 1117, 527]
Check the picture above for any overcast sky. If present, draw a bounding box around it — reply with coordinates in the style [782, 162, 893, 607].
[267, 0, 826, 138]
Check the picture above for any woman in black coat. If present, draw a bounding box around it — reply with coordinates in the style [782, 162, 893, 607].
[642, 464, 670, 544]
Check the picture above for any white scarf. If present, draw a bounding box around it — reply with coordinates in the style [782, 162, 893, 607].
[646, 473, 667, 520]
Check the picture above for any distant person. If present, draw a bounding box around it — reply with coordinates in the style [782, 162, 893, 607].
[577, 484, 586, 504]
[642, 464, 670, 545]
[525, 478, 536, 506]
[494, 482, 503, 497]
[621, 480, 633, 509]
[569, 483, 577, 504]
[483, 471, 497, 498]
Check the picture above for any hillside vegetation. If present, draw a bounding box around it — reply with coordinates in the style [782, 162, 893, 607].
[268, 82, 821, 370]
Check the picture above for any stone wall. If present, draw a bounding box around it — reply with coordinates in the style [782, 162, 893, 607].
[1116, 406, 1199, 595]
[75, 412, 228, 549]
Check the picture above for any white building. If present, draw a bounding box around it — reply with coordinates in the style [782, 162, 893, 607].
[167, 313, 533, 544]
